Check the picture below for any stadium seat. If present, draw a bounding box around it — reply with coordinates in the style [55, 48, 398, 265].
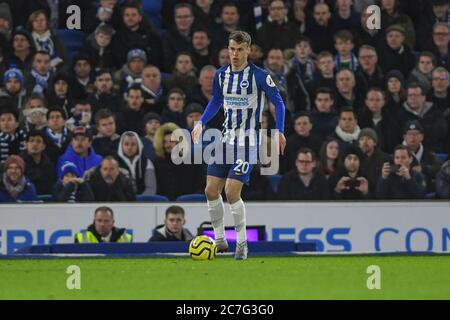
[176, 194, 207, 202]
[37, 195, 53, 203]
[267, 175, 283, 193]
[436, 153, 449, 163]
[56, 29, 85, 63]
[136, 194, 169, 202]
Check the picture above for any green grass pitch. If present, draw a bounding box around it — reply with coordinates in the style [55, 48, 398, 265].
[1, 255, 450, 299]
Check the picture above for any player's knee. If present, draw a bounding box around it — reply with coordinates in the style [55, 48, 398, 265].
[225, 188, 239, 204]
[205, 185, 219, 200]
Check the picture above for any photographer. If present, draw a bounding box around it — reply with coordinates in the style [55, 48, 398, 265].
[330, 145, 371, 200]
[376, 145, 427, 199]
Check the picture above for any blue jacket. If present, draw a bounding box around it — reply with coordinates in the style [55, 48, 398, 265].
[57, 145, 103, 180]
[0, 177, 38, 203]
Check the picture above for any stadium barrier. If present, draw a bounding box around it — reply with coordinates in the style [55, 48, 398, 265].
[1, 201, 450, 255]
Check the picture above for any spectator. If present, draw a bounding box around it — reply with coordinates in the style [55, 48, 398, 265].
[283, 112, 322, 173]
[402, 120, 442, 193]
[81, 23, 115, 72]
[397, 83, 448, 152]
[429, 22, 450, 71]
[25, 51, 53, 97]
[264, 48, 292, 112]
[330, 144, 371, 200]
[192, 0, 221, 31]
[379, 0, 416, 48]
[288, 0, 308, 33]
[6, 28, 35, 71]
[117, 131, 156, 195]
[141, 112, 160, 162]
[0, 67, 26, 110]
[216, 47, 230, 67]
[355, 45, 384, 98]
[307, 51, 337, 97]
[332, 0, 361, 32]
[407, 52, 436, 94]
[384, 69, 405, 116]
[0, 155, 37, 202]
[20, 94, 48, 132]
[278, 148, 330, 200]
[111, 2, 163, 69]
[318, 135, 340, 180]
[305, 2, 336, 54]
[418, 0, 450, 51]
[310, 87, 339, 141]
[189, 65, 215, 107]
[335, 69, 365, 113]
[149, 205, 194, 241]
[42, 108, 72, 164]
[184, 102, 203, 131]
[28, 10, 66, 70]
[358, 88, 401, 153]
[75, 206, 132, 243]
[85, 156, 136, 202]
[92, 108, 120, 158]
[242, 165, 275, 201]
[21, 130, 55, 195]
[154, 122, 202, 200]
[428, 67, 450, 113]
[436, 160, 450, 199]
[257, 0, 300, 54]
[358, 128, 390, 193]
[0, 108, 26, 163]
[116, 85, 146, 136]
[83, 0, 123, 34]
[66, 101, 93, 131]
[71, 53, 94, 99]
[141, 65, 166, 115]
[211, 2, 241, 57]
[376, 145, 427, 199]
[286, 37, 316, 113]
[163, 3, 196, 71]
[334, 30, 358, 72]
[0, 3, 12, 46]
[115, 48, 146, 92]
[165, 52, 198, 95]
[249, 41, 264, 68]
[161, 88, 187, 128]
[190, 29, 213, 71]
[332, 107, 361, 148]
[46, 72, 75, 118]
[52, 161, 95, 202]
[57, 127, 102, 180]
[378, 24, 416, 78]
[88, 69, 121, 116]
[353, 4, 384, 50]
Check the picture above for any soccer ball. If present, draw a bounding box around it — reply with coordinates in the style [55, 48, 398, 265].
[189, 235, 216, 260]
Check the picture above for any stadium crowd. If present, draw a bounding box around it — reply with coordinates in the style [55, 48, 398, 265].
[0, 0, 450, 202]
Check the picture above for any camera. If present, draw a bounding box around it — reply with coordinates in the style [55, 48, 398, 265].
[345, 179, 360, 189]
[389, 164, 401, 174]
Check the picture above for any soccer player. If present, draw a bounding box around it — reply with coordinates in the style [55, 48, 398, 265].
[192, 31, 286, 260]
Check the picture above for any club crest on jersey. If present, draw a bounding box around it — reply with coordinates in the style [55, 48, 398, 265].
[266, 75, 276, 87]
[240, 80, 249, 89]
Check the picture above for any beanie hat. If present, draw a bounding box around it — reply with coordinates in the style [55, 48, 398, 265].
[3, 67, 25, 88]
[127, 48, 147, 64]
[60, 161, 79, 178]
[184, 102, 204, 116]
[385, 69, 405, 87]
[143, 112, 161, 125]
[341, 144, 365, 162]
[358, 128, 378, 144]
[4, 155, 26, 173]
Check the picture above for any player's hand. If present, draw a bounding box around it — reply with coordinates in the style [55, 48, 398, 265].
[191, 122, 203, 144]
[278, 132, 286, 156]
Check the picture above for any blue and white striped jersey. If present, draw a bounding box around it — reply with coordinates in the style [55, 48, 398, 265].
[201, 63, 286, 147]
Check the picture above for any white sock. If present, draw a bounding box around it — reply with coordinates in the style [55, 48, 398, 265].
[207, 195, 225, 240]
[230, 199, 247, 244]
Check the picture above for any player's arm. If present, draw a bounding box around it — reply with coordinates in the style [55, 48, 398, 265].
[192, 72, 224, 144]
[260, 73, 287, 155]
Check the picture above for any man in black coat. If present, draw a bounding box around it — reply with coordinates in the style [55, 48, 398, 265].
[278, 148, 330, 200]
[116, 85, 146, 136]
[149, 206, 194, 242]
[305, 2, 336, 54]
[88, 70, 122, 118]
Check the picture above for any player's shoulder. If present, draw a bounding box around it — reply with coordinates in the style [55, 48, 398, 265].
[250, 63, 269, 77]
[216, 65, 231, 75]
[250, 64, 276, 87]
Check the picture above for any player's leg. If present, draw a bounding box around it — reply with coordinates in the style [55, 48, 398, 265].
[204, 175, 228, 252]
[224, 178, 248, 260]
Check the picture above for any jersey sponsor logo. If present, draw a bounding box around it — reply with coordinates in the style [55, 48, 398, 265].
[266, 75, 276, 87]
[240, 80, 249, 89]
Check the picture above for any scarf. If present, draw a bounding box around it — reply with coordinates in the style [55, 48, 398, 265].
[0, 132, 17, 163]
[292, 57, 315, 82]
[141, 84, 163, 101]
[254, 3, 263, 30]
[31, 68, 50, 95]
[335, 53, 358, 72]
[2, 174, 26, 199]
[32, 30, 56, 59]
[46, 127, 68, 148]
[335, 125, 361, 143]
